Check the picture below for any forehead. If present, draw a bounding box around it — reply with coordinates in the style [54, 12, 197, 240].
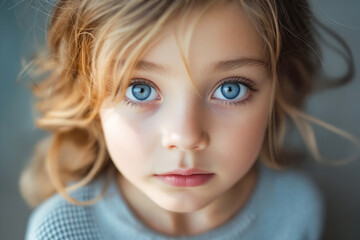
[137, 2, 265, 74]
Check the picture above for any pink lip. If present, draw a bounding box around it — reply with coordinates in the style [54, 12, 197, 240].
[154, 168, 214, 187]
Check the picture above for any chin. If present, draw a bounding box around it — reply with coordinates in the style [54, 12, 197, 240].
[150, 192, 212, 213]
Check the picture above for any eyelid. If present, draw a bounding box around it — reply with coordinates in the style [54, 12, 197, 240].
[214, 76, 257, 91]
[129, 78, 157, 89]
[128, 78, 162, 97]
[207, 76, 258, 107]
[123, 78, 161, 107]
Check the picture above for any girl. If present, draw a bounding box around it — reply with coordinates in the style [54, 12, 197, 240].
[21, 0, 356, 239]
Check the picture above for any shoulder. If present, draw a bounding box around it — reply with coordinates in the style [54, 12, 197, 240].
[269, 167, 324, 212]
[25, 181, 102, 240]
[258, 164, 325, 239]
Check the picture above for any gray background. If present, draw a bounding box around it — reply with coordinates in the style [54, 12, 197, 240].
[0, 0, 359, 239]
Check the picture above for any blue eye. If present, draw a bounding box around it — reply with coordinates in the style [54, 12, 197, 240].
[125, 83, 158, 102]
[213, 81, 248, 101]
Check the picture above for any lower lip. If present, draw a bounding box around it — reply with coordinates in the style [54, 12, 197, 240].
[155, 174, 214, 187]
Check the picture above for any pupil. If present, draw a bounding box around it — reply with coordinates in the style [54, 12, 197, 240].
[132, 84, 151, 100]
[221, 83, 240, 99]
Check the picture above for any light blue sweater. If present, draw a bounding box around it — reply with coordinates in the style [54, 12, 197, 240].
[25, 163, 324, 239]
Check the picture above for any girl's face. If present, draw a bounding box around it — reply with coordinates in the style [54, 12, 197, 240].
[100, 3, 272, 213]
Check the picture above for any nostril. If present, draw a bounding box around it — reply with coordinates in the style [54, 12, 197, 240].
[168, 144, 198, 150]
[162, 132, 209, 151]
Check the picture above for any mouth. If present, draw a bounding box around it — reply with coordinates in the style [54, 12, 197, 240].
[154, 168, 214, 187]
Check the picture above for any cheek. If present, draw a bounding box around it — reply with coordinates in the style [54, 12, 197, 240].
[213, 105, 269, 172]
[100, 108, 153, 174]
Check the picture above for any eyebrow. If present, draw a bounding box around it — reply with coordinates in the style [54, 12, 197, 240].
[134, 60, 166, 72]
[211, 57, 268, 72]
[130, 57, 267, 73]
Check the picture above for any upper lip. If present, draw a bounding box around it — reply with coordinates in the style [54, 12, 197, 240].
[155, 168, 213, 176]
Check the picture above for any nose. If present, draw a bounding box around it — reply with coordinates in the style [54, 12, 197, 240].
[161, 99, 209, 151]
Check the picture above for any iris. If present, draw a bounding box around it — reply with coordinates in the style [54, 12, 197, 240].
[221, 83, 240, 100]
[132, 84, 151, 101]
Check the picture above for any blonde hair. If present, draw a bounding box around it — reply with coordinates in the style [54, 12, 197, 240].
[20, 0, 359, 207]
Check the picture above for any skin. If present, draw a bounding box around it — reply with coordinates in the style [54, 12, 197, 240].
[99, 2, 273, 236]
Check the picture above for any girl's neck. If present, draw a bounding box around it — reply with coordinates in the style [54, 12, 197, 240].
[116, 165, 258, 237]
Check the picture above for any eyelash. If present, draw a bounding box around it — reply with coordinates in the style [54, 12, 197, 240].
[212, 77, 258, 106]
[123, 77, 258, 107]
[123, 79, 159, 108]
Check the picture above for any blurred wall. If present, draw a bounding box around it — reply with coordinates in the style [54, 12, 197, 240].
[0, 0, 359, 239]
